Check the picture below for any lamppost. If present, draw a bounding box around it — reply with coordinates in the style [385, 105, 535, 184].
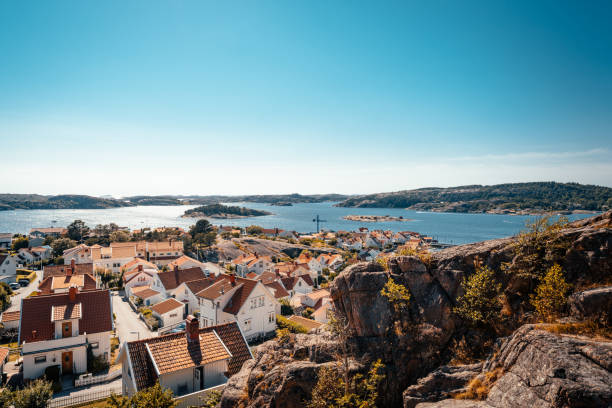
[130, 331, 140, 340]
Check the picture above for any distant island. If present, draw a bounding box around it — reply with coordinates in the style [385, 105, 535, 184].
[343, 215, 413, 222]
[336, 182, 612, 214]
[182, 204, 272, 219]
[0, 194, 132, 211]
[270, 202, 293, 206]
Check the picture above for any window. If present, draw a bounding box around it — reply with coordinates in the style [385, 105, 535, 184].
[35, 356, 46, 364]
[90, 342, 99, 349]
[268, 312, 275, 323]
[202, 318, 208, 327]
[170, 313, 177, 318]
[244, 319, 252, 331]
[258, 296, 264, 307]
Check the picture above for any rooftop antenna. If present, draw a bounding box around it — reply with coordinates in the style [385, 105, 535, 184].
[312, 215, 327, 234]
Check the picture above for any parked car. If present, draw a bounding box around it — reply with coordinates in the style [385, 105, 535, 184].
[18, 279, 30, 287]
[9, 283, 20, 290]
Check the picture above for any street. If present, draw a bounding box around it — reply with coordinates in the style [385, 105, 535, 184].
[6, 269, 42, 312]
[111, 291, 156, 343]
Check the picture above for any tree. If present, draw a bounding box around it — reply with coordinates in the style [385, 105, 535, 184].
[454, 265, 502, 326]
[189, 219, 213, 236]
[245, 225, 263, 235]
[380, 277, 411, 331]
[308, 359, 385, 408]
[0, 282, 12, 312]
[12, 379, 53, 408]
[11, 236, 29, 251]
[67, 219, 89, 242]
[530, 264, 571, 322]
[50, 238, 77, 257]
[106, 383, 176, 408]
[279, 298, 294, 316]
[109, 230, 131, 242]
[194, 231, 217, 247]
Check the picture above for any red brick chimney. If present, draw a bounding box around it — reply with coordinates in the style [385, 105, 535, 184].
[138, 264, 143, 272]
[229, 274, 236, 286]
[71, 259, 76, 269]
[68, 286, 78, 302]
[174, 264, 179, 273]
[186, 315, 199, 342]
[31, 330, 37, 340]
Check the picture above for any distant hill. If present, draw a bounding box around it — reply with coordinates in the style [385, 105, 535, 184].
[335, 182, 612, 214]
[124, 193, 349, 206]
[0, 194, 132, 211]
[183, 204, 272, 218]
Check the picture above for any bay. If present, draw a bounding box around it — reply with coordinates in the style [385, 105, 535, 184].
[0, 202, 596, 245]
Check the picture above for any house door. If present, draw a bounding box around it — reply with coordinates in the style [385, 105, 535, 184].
[62, 322, 72, 338]
[61, 351, 73, 374]
[194, 366, 204, 390]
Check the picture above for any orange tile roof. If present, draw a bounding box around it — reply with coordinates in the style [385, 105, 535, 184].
[1, 310, 20, 322]
[51, 275, 84, 290]
[195, 275, 259, 315]
[19, 289, 112, 343]
[132, 287, 161, 300]
[126, 322, 252, 391]
[150, 298, 184, 315]
[287, 315, 323, 331]
[0, 348, 8, 363]
[167, 255, 200, 268]
[51, 303, 82, 321]
[147, 330, 230, 375]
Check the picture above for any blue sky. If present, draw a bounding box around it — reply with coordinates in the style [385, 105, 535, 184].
[1, 0, 611, 196]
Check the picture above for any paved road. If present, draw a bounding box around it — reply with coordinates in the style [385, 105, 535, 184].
[111, 291, 156, 343]
[6, 269, 42, 312]
[203, 261, 224, 276]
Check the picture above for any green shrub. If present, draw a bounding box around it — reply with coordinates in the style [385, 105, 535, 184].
[276, 315, 308, 334]
[454, 265, 502, 326]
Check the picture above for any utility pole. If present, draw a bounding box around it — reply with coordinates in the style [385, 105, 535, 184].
[312, 215, 327, 234]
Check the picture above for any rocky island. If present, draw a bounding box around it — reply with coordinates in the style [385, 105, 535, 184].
[182, 203, 271, 219]
[343, 214, 413, 222]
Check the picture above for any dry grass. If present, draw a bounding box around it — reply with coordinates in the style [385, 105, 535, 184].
[538, 320, 612, 340]
[453, 367, 504, 400]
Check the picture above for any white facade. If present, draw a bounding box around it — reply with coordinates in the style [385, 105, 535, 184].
[124, 271, 155, 292]
[153, 303, 185, 329]
[170, 283, 200, 316]
[0, 255, 17, 284]
[198, 283, 278, 340]
[94, 257, 134, 274]
[21, 330, 111, 380]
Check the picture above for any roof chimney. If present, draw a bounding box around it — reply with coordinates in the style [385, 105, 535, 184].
[186, 315, 199, 342]
[68, 286, 78, 302]
[229, 274, 236, 286]
[71, 259, 76, 269]
[138, 264, 143, 272]
[174, 264, 179, 273]
[31, 330, 37, 340]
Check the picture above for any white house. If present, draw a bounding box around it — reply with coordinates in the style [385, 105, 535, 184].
[170, 278, 216, 316]
[63, 244, 94, 265]
[280, 274, 314, 297]
[151, 266, 206, 296]
[123, 266, 157, 293]
[119, 319, 252, 401]
[231, 254, 273, 277]
[19, 288, 113, 380]
[130, 286, 165, 307]
[31, 246, 53, 261]
[151, 298, 185, 329]
[316, 253, 344, 271]
[17, 248, 36, 264]
[196, 275, 279, 341]
[296, 253, 322, 275]
[0, 254, 17, 284]
[1, 310, 20, 331]
[0, 234, 12, 249]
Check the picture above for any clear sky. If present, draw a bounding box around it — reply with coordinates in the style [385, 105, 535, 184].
[1, 0, 611, 196]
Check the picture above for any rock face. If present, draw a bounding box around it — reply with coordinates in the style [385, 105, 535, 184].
[568, 286, 612, 325]
[220, 330, 338, 408]
[220, 211, 612, 408]
[403, 363, 483, 408]
[418, 325, 612, 408]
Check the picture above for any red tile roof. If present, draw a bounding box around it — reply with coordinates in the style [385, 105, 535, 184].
[131, 287, 161, 300]
[195, 275, 259, 315]
[183, 278, 216, 295]
[38, 273, 97, 294]
[126, 322, 252, 391]
[263, 281, 289, 299]
[43, 263, 93, 279]
[150, 298, 184, 315]
[51, 303, 82, 321]
[19, 289, 112, 343]
[0, 348, 8, 364]
[281, 274, 314, 290]
[157, 267, 205, 291]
